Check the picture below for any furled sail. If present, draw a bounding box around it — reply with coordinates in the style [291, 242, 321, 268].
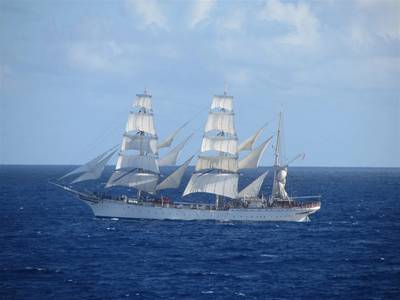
[238, 137, 272, 169]
[157, 121, 188, 149]
[238, 171, 268, 198]
[183, 173, 239, 199]
[201, 136, 237, 155]
[106, 91, 160, 194]
[183, 92, 239, 200]
[60, 146, 118, 182]
[272, 167, 289, 199]
[158, 134, 193, 166]
[238, 123, 267, 152]
[204, 112, 235, 135]
[156, 156, 193, 191]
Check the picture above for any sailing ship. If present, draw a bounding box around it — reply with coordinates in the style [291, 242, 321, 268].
[51, 90, 321, 222]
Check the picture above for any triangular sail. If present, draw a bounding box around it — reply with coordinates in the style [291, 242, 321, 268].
[238, 137, 272, 169]
[60, 146, 118, 181]
[70, 151, 116, 184]
[183, 92, 239, 200]
[238, 123, 267, 152]
[106, 91, 159, 193]
[158, 134, 193, 166]
[238, 171, 268, 198]
[157, 121, 188, 149]
[156, 156, 193, 191]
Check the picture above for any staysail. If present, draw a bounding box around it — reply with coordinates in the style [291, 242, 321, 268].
[106, 91, 159, 194]
[156, 156, 193, 190]
[183, 93, 239, 200]
[238, 171, 268, 198]
[60, 146, 118, 183]
[158, 134, 193, 166]
[157, 121, 188, 149]
[238, 123, 267, 152]
[238, 137, 272, 169]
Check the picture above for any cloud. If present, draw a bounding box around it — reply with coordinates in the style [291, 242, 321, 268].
[126, 0, 168, 31]
[259, 0, 320, 47]
[216, 10, 245, 32]
[351, 0, 400, 44]
[189, 0, 216, 29]
[67, 40, 126, 72]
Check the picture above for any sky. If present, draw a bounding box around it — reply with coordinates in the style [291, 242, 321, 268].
[0, 0, 399, 167]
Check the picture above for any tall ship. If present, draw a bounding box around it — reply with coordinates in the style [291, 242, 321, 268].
[52, 90, 321, 222]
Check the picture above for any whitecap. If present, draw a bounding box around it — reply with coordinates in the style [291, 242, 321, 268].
[201, 291, 214, 294]
[260, 254, 278, 258]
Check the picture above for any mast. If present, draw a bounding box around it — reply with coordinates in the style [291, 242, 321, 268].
[271, 112, 290, 201]
[183, 90, 239, 207]
[106, 90, 160, 196]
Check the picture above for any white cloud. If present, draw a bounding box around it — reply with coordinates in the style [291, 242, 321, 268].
[67, 40, 126, 72]
[224, 68, 251, 86]
[126, 0, 168, 31]
[189, 0, 216, 29]
[216, 10, 245, 32]
[351, 0, 400, 43]
[259, 0, 320, 47]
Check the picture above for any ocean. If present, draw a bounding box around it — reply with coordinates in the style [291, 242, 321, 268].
[0, 165, 399, 299]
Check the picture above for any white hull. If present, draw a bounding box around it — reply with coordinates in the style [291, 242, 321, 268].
[82, 199, 320, 222]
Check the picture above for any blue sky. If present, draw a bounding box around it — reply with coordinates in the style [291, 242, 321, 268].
[1, 0, 399, 167]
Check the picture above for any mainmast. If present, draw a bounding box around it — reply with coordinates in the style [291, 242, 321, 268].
[106, 90, 160, 196]
[183, 91, 239, 207]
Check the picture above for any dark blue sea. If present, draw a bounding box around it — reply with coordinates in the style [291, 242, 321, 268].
[1, 166, 399, 300]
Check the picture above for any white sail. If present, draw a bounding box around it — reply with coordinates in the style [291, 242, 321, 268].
[121, 134, 157, 154]
[238, 171, 269, 198]
[238, 123, 267, 152]
[126, 113, 156, 136]
[69, 149, 117, 184]
[134, 95, 153, 111]
[158, 134, 193, 167]
[156, 156, 193, 191]
[60, 146, 117, 180]
[211, 95, 233, 112]
[196, 156, 238, 173]
[204, 112, 236, 135]
[106, 171, 158, 193]
[273, 167, 289, 199]
[201, 136, 237, 155]
[238, 137, 272, 169]
[183, 173, 239, 199]
[157, 121, 188, 149]
[116, 153, 159, 174]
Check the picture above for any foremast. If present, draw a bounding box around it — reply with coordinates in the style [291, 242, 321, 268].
[183, 91, 239, 208]
[106, 90, 160, 197]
